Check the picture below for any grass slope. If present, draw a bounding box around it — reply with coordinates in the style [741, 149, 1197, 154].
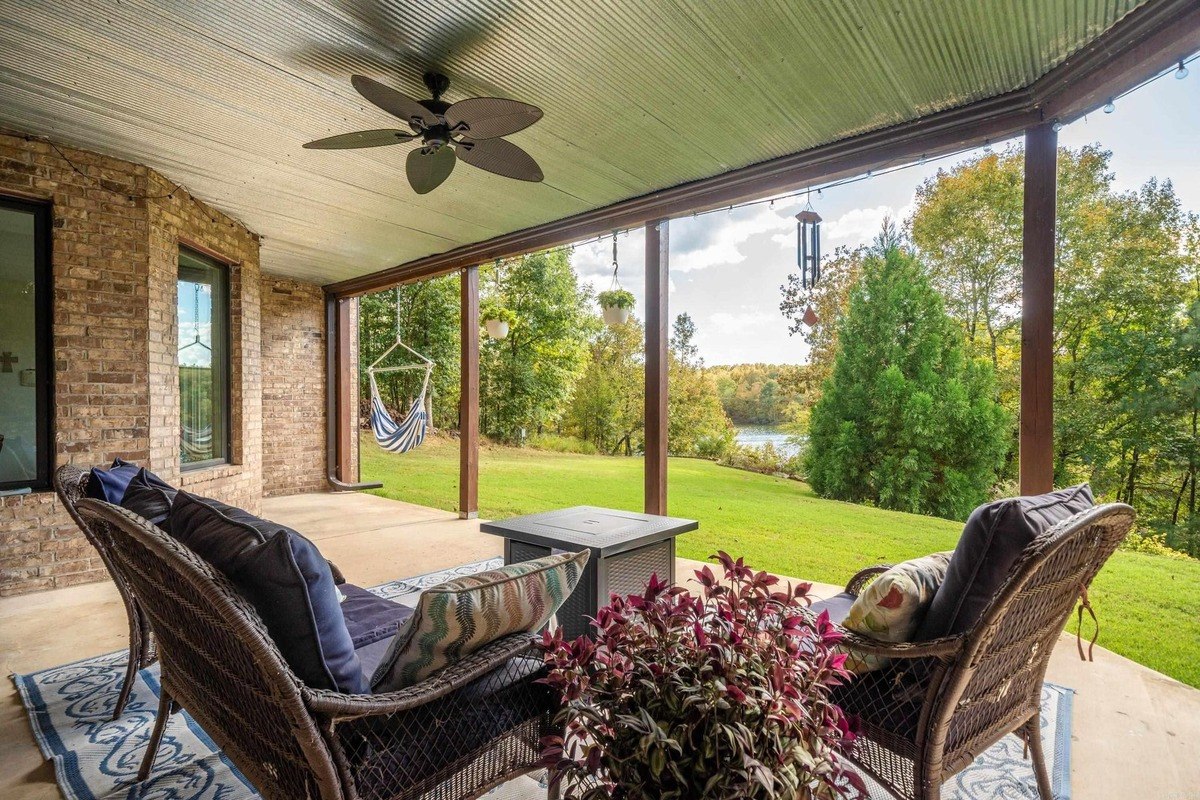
[363, 434, 1200, 689]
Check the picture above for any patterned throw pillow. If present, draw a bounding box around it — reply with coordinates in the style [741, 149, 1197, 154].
[371, 550, 589, 692]
[842, 551, 953, 673]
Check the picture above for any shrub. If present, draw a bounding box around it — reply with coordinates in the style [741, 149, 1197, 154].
[539, 553, 864, 800]
[719, 442, 802, 477]
[526, 433, 599, 455]
[1120, 530, 1194, 561]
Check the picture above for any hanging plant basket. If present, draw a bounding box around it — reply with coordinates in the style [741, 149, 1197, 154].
[481, 304, 517, 340]
[598, 289, 635, 326]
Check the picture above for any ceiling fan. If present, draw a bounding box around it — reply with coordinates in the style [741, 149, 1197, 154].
[304, 73, 544, 194]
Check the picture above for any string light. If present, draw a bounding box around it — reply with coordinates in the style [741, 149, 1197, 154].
[1176, 60, 1190, 80]
[1103, 99, 1115, 114]
[1051, 119, 1064, 133]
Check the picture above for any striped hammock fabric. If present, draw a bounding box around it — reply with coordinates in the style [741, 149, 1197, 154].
[368, 368, 430, 454]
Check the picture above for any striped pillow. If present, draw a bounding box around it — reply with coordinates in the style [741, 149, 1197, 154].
[370, 550, 589, 691]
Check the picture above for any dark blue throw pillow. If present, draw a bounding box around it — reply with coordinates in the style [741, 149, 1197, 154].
[916, 484, 1094, 641]
[169, 491, 366, 694]
[119, 468, 177, 531]
[86, 458, 143, 504]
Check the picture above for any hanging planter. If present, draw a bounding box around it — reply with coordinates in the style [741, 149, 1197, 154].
[598, 289, 635, 325]
[600, 232, 635, 326]
[481, 303, 516, 340]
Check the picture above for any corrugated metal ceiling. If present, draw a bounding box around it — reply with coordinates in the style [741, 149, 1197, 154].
[0, 0, 1147, 284]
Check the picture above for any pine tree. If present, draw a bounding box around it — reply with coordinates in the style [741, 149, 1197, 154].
[805, 243, 1009, 520]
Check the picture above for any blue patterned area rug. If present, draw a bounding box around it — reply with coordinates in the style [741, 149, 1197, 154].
[12, 557, 1072, 800]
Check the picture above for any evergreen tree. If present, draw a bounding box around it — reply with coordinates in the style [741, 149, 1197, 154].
[805, 243, 1009, 520]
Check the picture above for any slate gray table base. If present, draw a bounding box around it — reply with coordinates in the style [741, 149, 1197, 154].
[481, 506, 698, 640]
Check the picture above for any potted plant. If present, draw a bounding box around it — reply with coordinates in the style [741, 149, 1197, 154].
[597, 289, 635, 326]
[539, 553, 864, 800]
[481, 303, 517, 340]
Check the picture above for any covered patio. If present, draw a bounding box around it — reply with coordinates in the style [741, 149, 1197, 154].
[2, 0, 1199, 798]
[3, 492, 1199, 799]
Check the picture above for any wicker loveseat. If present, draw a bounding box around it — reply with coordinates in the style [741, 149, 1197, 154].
[75, 498, 558, 800]
[820, 503, 1134, 800]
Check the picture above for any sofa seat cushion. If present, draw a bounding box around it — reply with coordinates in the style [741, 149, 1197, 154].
[841, 552, 952, 673]
[808, 592, 856, 625]
[340, 583, 413, 648]
[169, 491, 366, 694]
[119, 468, 177, 531]
[917, 484, 1094, 641]
[371, 551, 589, 692]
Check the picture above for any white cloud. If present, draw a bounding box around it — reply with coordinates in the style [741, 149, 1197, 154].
[707, 309, 775, 335]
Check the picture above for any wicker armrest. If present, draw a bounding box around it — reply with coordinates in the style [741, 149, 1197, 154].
[304, 632, 543, 719]
[837, 626, 963, 660]
[845, 564, 892, 596]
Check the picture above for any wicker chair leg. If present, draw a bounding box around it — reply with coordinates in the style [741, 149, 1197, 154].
[111, 642, 140, 720]
[1025, 714, 1054, 799]
[137, 689, 173, 782]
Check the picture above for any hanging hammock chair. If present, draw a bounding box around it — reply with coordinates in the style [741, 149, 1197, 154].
[367, 296, 435, 454]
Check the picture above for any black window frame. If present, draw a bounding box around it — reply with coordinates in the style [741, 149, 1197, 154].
[0, 195, 54, 493]
[177, 246, 232, 471]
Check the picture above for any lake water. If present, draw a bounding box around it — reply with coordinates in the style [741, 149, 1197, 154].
[733, 425, 802, 458]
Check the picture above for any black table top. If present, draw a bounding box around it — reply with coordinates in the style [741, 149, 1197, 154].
[480, 505, 698, 557]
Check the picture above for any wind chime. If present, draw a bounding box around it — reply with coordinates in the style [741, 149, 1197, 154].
[795, 194, 822, 327]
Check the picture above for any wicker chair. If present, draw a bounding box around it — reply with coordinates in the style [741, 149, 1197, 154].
[53, 464, 156, 719]
[826, 503, 1134, 800]
[54, 463, 351, 719]
[75, 498, 558, 800]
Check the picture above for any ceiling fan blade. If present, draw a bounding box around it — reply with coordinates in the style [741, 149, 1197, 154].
[455, 138, 544, 182]
[407, 146, 456, 194]
[303, 129, 416, 149]
[351, 75, 440, 129]
[445, 97, 543, 140]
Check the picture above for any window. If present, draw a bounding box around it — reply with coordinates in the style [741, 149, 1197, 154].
[178, 247, 230, 468]
[0, 197, 52, 492]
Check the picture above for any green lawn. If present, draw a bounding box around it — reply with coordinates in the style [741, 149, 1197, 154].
[363, 434, 1200, 689]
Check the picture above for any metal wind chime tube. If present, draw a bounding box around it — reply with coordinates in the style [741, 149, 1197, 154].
[795, 209, 822, 289]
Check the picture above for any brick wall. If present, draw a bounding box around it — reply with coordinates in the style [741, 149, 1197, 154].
[261, 278, 328, 496]
[0, 132, 331, 596]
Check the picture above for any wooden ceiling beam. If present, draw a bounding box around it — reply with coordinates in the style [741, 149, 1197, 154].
[325, 0, 1200, 299]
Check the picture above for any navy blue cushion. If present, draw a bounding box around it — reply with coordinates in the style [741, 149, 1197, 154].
[340, 583, 413, 648]
[917, 484, 1094, 640]
[119, 468, 177, 531]
[808, 591, 856, 626]
[86, 458, 143, 504]
[169, 491, 366, 693]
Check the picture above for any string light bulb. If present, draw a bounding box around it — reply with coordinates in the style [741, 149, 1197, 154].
[1051, 119, 1064, 133]
[1103, 99, 1115, 114]
[1176, 60, 1189, 80]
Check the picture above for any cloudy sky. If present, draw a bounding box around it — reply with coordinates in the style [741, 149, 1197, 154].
[570, 63, 1200, 366]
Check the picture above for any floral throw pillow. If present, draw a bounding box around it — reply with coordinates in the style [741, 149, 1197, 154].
[842, 551, 953, 673]
[371, 550, 589, 691]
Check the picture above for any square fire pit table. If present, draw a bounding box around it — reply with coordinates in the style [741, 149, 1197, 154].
[480, 506, 698, 640]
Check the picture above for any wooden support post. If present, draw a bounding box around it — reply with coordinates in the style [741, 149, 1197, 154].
[460, 266, 480, 519]
[1020, 123, 1057, 495]
[335, 297, 355, 482]
[644, 220, 669, 515]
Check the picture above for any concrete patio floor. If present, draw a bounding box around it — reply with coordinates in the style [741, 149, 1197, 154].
[2, 491, 1198, 799]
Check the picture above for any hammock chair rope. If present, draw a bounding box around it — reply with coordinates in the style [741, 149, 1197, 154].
[366, 288, 434, 454]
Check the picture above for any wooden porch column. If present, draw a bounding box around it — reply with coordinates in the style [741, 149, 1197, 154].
[334, 296, 355, 482]
[644, 220, 669, 515]
[459, 266, 480, 519]
[1020, 123, 1057, 495]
